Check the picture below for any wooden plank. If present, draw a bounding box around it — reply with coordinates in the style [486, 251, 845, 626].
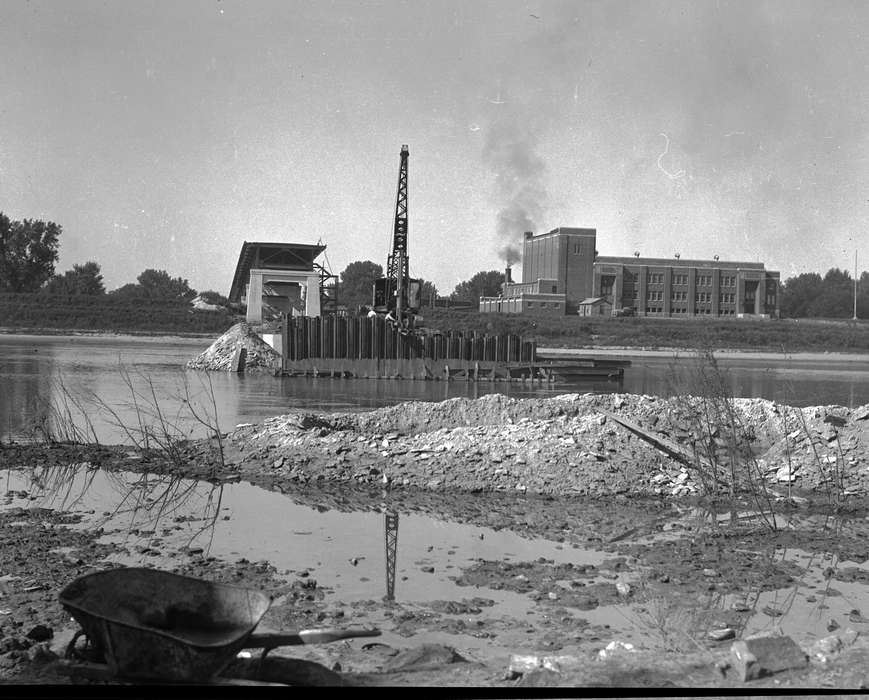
[599, 409, 713, 472]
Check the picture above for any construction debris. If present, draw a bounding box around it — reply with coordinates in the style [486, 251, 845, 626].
[730, 636, 808, 681]
[186, 323, 280, 373]
[210, 392, 869, 500]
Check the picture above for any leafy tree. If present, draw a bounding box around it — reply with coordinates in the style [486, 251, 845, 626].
[780, 267, 867, 318]
[0, 212, 62, 292]
[136, 269, 196, 301]
[42, 261, 105, 296]
[338, 260, 383, 308]
[198, 289, 229, 307]
[451, 270, 505, 301]
[107, 269, 195, 303]
[808, 268, 853, 318]
[418, 279, 438, 306]
[858, 271, 869, 318]
[780, 272, 823, 318]
[108, 282, 147, 300]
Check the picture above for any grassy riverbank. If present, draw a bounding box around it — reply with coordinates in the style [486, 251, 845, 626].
[423, 308, 869, 354]
[2, 294, 868, 355]
[0, 293, 240, 335]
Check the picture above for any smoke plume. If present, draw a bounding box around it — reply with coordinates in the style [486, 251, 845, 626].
[482, 120, 547, 267]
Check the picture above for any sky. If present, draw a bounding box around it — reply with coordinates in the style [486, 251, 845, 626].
[2, 0, 868, 296]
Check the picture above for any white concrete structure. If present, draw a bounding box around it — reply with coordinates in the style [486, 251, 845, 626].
[245, 268, 321, 324]
[228, 241, 328, 323]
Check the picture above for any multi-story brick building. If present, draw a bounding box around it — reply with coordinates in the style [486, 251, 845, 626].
[480, 227, 781, 318]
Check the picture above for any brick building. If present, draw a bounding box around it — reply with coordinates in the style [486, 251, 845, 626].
[480, 227, 781, 318]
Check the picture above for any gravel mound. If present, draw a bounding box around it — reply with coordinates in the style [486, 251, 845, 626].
[217, 392, 869, 500]
[186, 322, 281, 372]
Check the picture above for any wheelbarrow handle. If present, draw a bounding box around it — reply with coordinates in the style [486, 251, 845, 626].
[246, 627, 381, 650]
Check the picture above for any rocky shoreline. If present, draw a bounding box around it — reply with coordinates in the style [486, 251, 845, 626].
[187, 391, 869, 506]
[3, 390, 868, 505]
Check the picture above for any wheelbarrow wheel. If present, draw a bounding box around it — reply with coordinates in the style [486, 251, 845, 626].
[65, 629, 105, 664]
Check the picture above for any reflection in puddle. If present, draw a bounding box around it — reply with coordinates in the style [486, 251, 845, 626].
[1, 466, 603, 606]
[4, 464, 869, 658]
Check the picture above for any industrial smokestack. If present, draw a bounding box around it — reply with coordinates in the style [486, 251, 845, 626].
[505, 267, 513, 284]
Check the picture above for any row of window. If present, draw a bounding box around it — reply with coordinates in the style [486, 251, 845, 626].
[646, 308, 715, 315]
[670, 275, 715, 287]
[525, 301, 562, 308]
[646, 291, 743, 304]
[630, 273, 742, 287]
[627, 285, 775, 303]
[648, 308, 738, 316]
[646, 273, 717, 286]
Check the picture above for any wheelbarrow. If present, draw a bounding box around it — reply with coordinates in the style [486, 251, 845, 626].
[57, 567, 380, 683]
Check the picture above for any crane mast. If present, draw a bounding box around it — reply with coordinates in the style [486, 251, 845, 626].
[384, 510, 399, 601]
[387, 145, 410, 323]
[374, 145, 418, 322]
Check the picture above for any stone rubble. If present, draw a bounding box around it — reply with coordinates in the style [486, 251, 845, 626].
[729, 635, 808, 681]
[186, 322, 281, 373]
[212, 391, 869, 500]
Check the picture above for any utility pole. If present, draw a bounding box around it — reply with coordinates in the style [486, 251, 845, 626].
[855, 249, 859, 321]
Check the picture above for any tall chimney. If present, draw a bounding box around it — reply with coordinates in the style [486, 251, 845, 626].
[505, 267, 513, 284]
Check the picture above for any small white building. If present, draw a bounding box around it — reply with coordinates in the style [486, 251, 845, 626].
[577, 297, 612, 317]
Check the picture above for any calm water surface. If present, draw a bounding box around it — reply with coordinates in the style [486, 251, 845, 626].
[4, 466, 868, 657]
[1, 333, 868, 443]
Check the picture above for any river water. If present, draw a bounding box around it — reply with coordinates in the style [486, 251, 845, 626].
[1, 333, 868, 443]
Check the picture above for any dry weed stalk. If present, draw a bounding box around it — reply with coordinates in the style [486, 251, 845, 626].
[666, 348, 778, 531]
[17, 365, 231, 553]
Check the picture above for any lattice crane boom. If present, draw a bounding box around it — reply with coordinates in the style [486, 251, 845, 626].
[373, 145, 420, 320]
[386, 145, 410, 286]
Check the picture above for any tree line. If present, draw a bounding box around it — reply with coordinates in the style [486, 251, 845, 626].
[0, 212, 228, 305]
[2, 212, 867, 318]
[336, 261, 505, 308]
[780, 268, 869, 319]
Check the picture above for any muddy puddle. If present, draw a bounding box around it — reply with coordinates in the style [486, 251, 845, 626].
[3, 464, 869, 667]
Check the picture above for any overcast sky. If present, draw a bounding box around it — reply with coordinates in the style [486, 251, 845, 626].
[2, 0, 868, 295]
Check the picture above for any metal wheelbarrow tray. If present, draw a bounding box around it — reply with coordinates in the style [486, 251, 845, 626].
[59, 567, 378, 683]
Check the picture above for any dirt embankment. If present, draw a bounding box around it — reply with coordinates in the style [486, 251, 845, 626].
[210, 392, 869, 503]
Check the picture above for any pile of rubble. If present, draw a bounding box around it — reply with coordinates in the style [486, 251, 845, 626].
[186, 322, 281, 373]
[216, 392, 869, 501]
